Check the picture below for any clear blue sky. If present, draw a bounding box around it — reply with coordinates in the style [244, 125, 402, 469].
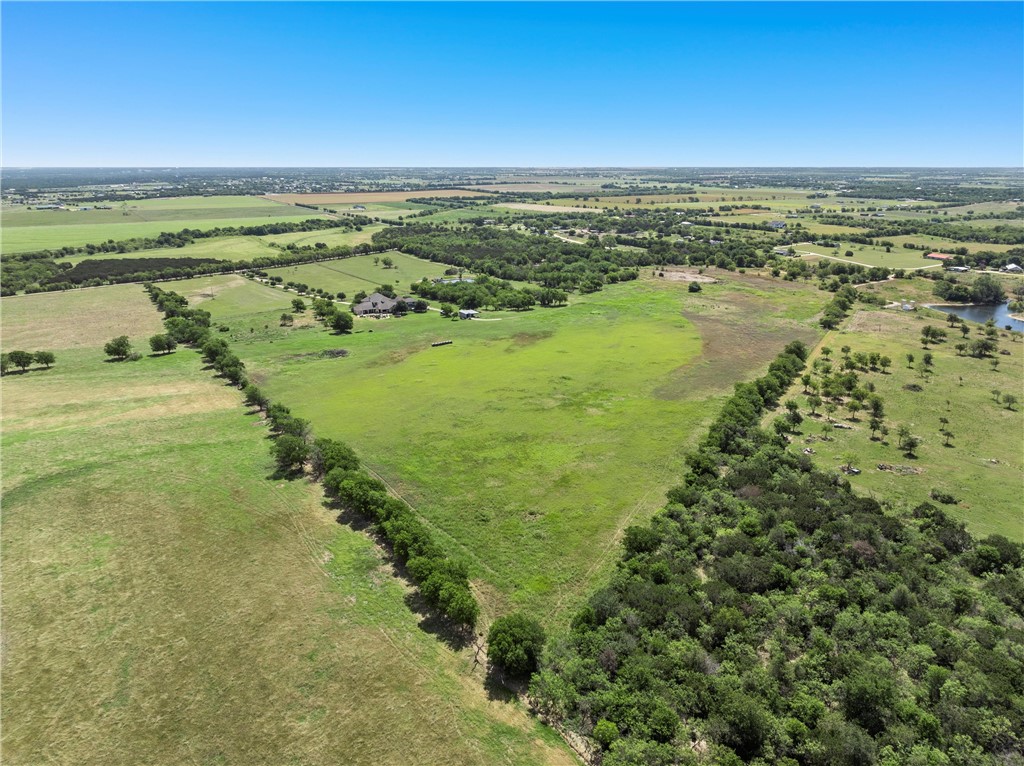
[2, 2, 1022, 167]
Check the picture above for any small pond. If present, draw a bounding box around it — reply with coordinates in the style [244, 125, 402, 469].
[927, 303, 1024, 332]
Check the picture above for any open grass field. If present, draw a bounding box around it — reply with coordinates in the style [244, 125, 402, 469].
[794, 241, 946, 270]
[1, 288, 575, 766]
[1, 214, 328, 255]
[262, 251, 453, 298]
[267, 190, 492, 206]
[184, 270, 825, 624]
[769, 306, 1023, 541]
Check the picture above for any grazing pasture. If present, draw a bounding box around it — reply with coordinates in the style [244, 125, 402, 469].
[267, 189, 492, 205]
[209, 272, 825, 622]
[0, 289, 574, 766]
[1, 214, 327, 255]
[771, 306, 1023, 540]
[262, 251, 453, 298]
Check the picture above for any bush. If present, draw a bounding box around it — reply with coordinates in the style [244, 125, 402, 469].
[487, 612, 546, 677]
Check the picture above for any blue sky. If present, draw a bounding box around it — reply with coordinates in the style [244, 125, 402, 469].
[2, 2, 1022, 166]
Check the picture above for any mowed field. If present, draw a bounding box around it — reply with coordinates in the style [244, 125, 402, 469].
[263, 250, 453, 298]
[167, 268, 826, 622]
[770, 306, 1023, 541]
[267, 189, 493, 205]
[0, 287, 575, 766]
[1, 195, 328, 254]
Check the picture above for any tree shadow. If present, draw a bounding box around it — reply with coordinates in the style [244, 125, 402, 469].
[484, 665, 528, 703]
[324, 497, 473, 652]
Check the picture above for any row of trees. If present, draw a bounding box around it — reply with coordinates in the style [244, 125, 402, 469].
[528, 341, 1024, 765]
[1, 350, 55, 374]
[140, 283, 478, 630]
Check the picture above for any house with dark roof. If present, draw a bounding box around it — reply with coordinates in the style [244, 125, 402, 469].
[353, 292, 398, 316]
[769, 221, 787, 229]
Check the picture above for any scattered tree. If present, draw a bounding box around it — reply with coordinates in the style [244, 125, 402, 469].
[103, 335, 133, 360]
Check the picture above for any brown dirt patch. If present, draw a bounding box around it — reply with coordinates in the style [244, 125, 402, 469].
[657, 268, 717, 284]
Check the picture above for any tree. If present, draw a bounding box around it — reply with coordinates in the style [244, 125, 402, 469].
[243, 383, 270, 412]
[331, 311, 353, 333]
[879, 356, 891, 374]
[487, 612, 546, 677]
[905, 353, 914, 367]
[1004, 394, 1018, 411]
[33, 351, 55, 368]
[104, 335, 133, 360]
[903, 435, 921, 457]
[869, 417, 883, 440]
[291, 298, 306, 313]
[272, 434, 309, 473]
[381, 256, 394, 269]
[149, 334, 177, 355]
[8, 350, 34, 371]
[0, 354, 9, 376]
[280, 313, 294, 326]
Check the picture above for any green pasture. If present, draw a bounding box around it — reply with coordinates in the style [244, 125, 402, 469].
[262, 251, 452, 298]
[772, 307, 1023, 541]
[885, 234, 1021, 255]
[195, 272, 825, 623]
[2, 195, 297, 228]
[794, 241, 944, 270]
[260, 222, 387, 249]
[1, 213, 327, 255]
[0, 288, 574, 766]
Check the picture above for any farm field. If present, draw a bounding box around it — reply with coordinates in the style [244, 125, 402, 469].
[0, 288, 574, 766]
[192, 272, 826, 623]
[884, 234, 1022, 255]
[267, 189, 492, 205]
[769, 306, 1024, 541]
[262, 251, 452, 299]
[1, 213, 328, 254]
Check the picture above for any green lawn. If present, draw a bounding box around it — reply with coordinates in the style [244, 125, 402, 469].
[1, 288, 575, 766]
[770, 307, 1023, 541]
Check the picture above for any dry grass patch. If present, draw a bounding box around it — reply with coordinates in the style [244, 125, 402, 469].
[1, 285, 164, 350]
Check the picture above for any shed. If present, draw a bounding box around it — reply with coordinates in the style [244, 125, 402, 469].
[458, 309, 478, 320]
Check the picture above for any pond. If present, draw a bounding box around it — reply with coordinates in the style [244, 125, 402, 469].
[927, 302, 1024, 331]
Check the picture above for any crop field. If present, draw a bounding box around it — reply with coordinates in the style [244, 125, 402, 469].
[262, 251, 452, 298]
[190, 271, 826, 623]
[0, 289, 574, 766]
[769, 306, 1023, 541]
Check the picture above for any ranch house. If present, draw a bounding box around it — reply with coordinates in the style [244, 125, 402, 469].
[924, 252, 954, 262]
[353, 292, 397, 316]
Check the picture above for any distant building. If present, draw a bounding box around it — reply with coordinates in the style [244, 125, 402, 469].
[924, 252, 954, 261]
[353, 292, 397, 316]
[352, 205, 367, 210]
[769, 221, 787, 229]
[433, 277, 475, 285]
[945, 266, 970, 273]
[1002, 263, 1023, 273]
[458, 309, 479, 320]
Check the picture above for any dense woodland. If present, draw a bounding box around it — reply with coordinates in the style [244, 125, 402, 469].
[528, 343, 1024, 766]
